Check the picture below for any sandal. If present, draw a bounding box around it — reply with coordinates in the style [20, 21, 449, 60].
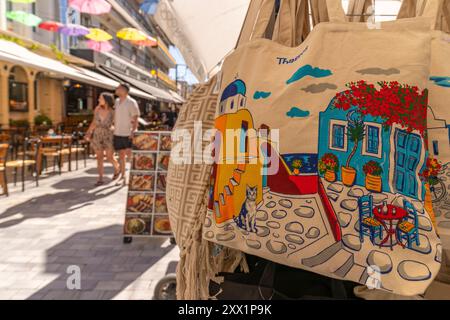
[112, 172, 120, 181]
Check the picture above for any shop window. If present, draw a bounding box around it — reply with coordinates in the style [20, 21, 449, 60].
[332, 124, 345, 149]
[9, 67, 28, 112]
[362, 122, 383, 158]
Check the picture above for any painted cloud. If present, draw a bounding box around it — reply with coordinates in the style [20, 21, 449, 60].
[301, 83, 337, 93]
[286, 65, 332, 85]
[356, 67, 400, 76]
[430, 76, 450, 88]
[253, 91, 272, 99]
[286, 107, 311, 118]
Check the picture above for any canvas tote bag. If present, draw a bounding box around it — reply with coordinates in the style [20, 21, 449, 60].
[203, 0, 442, 296]
[167, 0, 313, 299]
[398, 0, 450, 285]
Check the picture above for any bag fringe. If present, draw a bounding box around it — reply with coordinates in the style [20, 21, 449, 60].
[176, 193, 248, 300]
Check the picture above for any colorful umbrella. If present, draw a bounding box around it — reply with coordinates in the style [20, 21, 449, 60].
[85, 28, 112, 41]
[38, 21, 63, 32]
[131, 36, 158, 48]
[87, 40, 113, 53]
[139, 0, 159, 15]
[59, 24, 90, 37]
[69, 0, 112, 15]
[6, 11, 42, 27]
[117, 28, 148, 41]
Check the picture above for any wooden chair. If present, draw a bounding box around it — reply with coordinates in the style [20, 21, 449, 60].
[0, 143, 8, 196]
[358, 195, 383, 244]
[60, 136, 73, 172]
[38, 137, 64, 175]
[5, 139, 39, 193]
[397, 200, 420, 248]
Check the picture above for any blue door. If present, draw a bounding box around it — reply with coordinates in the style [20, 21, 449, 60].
[394, 129, 422, 198]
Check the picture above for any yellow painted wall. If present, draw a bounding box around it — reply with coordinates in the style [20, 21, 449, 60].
[213, 109, 263, 224]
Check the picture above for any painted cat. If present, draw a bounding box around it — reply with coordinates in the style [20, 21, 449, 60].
[234, 185, 258, 233]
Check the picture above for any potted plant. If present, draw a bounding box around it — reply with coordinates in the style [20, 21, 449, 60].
[363, 160, 383, 192]
[420, 157, 442, 225]
[292, 159, 303, 175]
[34, 114, 53, 127]
[342, 112, 365, 186]
[319, 153, 339, 182]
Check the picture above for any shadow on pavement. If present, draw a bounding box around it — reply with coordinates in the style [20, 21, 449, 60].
[27, 225, 175, 300]
[0, 176, 123, 229]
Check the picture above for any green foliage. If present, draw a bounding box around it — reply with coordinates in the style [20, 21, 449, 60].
[34, 114, 53, 126]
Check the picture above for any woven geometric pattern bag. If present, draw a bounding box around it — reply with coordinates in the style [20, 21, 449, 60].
[203, 0, 442, 296]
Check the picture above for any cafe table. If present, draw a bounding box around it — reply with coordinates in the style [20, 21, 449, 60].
[373, 204, 408, 250]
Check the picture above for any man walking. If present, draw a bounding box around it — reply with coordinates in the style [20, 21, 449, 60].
[113, 83, 140, 186]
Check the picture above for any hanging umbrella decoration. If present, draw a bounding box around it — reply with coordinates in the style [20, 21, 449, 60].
[139, 0, 160, 15]
[6, 11, 42, 27]
[68, 0, 112, 15]
[59, 24, 90, 37]
[117, 28, 148, 41]
[87, 40, 113, 53]
[38, 21, 63, 32]
[85, 28, 113, 41]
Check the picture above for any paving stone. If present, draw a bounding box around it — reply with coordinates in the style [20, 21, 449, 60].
[266, 240, 287, 255]
[327, 183, 344, 193]
[285, 222, 304, 234]
[285, 234, 304, 245]
[327, 193, 339, 202]
[306, 227, 320, 239]
[338, 212, 352, 228]
[418, 216, 433, 232]
[278, 199, 292, 209]
[348, 188, 364, 198]
[367, 250, 392, 274]
[294, 206, 315, 218]
[342, 234, 362, 251]
[397, 261, 431, 281]
[271, 210, 287, 220]
[256, 210, 268, 221]
[341, 199, 358, 212]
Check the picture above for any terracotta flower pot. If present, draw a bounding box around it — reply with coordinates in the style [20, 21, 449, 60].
[424, 184, 437, 229]
[324, 170, 336, 182]
[342, 166, 356, 186]
[365, 174, 382, 193]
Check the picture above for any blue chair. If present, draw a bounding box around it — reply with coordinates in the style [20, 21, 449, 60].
[397, 200, 420, 248]
[358, 195, 383, 244]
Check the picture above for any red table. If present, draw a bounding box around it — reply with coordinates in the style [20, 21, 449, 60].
[373, 204, 408, 250]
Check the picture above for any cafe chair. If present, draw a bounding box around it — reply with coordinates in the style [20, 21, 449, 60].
[71, 132, 89, 170]
[358, 195, 383, 244]
[5, 139, 39, 193]
[38, 137, 64, 175]
[59, 136, 73, 172]
[397, 200, 420, 249]
[0, 143, 9, 196]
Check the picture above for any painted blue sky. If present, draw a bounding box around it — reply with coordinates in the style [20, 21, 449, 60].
[169, 46, 199, 85]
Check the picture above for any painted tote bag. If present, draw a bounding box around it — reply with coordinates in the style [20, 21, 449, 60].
[398, 0, 450, 284]
[203, 0, 442, 296]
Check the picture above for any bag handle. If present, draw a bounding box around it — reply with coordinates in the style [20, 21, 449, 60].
[325, 0, 347, 23]
[251, 0, 280, 42]
[273, 0, 311, 47]
[398, 0, 450, 31]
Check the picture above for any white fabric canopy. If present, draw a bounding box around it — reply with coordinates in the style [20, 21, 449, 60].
[154, 0, 251, 82]
[0, 39, 155, 100]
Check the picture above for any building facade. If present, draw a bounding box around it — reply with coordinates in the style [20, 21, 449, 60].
[0, 0, 183, 129]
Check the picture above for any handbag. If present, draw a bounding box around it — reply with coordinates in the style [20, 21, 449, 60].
[204, 0, 442, 296]
[398, 0, 450, 285]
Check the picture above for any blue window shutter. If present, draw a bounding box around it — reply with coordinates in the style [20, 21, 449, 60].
[367, 126, 380, 154]
[433, 141, 439, 156]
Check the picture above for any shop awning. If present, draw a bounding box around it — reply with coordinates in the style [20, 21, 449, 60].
[169, 90, 185, 104]
[99, 66, 178, 103]
[0, 39, 155, 101]
[154, 0, 251, 82]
